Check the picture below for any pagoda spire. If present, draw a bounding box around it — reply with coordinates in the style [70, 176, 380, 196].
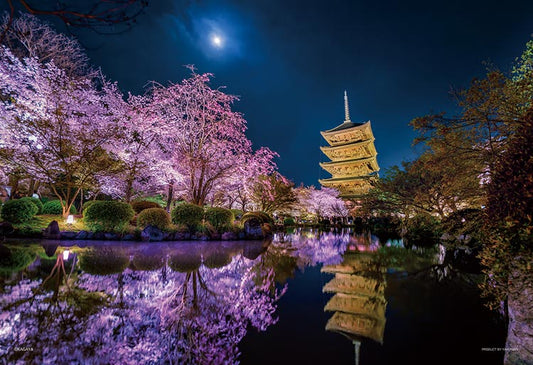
[344, 90, 351, 122]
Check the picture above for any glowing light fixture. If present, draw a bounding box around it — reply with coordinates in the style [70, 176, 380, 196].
[63, 250, 70, 260]
[66, 215, 75, 224]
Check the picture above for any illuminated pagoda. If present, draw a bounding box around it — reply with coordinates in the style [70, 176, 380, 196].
[319, 91, 379, 199]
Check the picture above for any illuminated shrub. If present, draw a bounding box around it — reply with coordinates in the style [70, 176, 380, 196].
[82, 200, 104, 215]
[171, 203, 204, 229]
[131, 200, 162, 214]
[137, 208, 171, 229]
[241, 211, 273, 224]
[19, 197, 43, 215]
[283, 217, 295, 226]
[84, 201, 134, 231]
[42, 200, 77, 215]
[1, 199, 37, 223]
[204, 207, 234, 231]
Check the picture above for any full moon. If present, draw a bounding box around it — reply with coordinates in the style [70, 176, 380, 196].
[211, 35, 223, 48]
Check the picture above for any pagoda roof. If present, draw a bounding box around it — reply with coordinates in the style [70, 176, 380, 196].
[319, 175, 376, 184]
[321, 120, 371, 135]
[320, 137, 375, 151]
[320, 156, 379, 168]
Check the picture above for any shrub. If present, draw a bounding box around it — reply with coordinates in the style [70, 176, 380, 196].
[230, 209, 244, 220]
[19, 197, 43, 215]
[84, 201, 135, 231]
[1, 199, 38, 223]
[283, 217, 295, 226]
[131, 200, 162, 214]
[205, 207, 234, 231]
[82, 200, 103, 215]
[137, 208, 171, 229]
[242, 211, 273, 224]
[42, 200, 77, 215]
[171, 203, 204, 229]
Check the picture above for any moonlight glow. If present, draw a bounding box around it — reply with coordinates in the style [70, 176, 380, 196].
[211, 34, 223, 48]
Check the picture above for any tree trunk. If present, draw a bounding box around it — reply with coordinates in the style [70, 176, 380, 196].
[166, 182, 174, 213]
[28, 178, 36, 196]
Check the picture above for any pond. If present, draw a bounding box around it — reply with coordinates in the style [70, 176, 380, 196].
[0, 229, 506, 364]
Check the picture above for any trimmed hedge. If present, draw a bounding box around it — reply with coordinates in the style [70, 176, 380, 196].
[19, 197, 43, 215]
[171, 203, 204, 228]
[137, 208, 171, 229]
[1, 199, 38, 223]
[205, 207, 234, 231]
[42, 200, 77, 215]
[84, 201, 135, 231]
[131, 200, 162, 214]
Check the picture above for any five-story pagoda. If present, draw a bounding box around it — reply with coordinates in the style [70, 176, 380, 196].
[319, 91, 379, 199]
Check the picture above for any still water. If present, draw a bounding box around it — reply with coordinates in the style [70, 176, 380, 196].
[0, 230, 505, 364]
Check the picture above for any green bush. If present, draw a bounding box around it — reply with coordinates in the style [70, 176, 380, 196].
[82, 200, 103, 215]
[84, 201, 135, 231]
[171, 203, 204, 229]
[230, 209, 244, 220]
[283, 217, 295, 226]
[205, 207, 234, 231]
[242, 211, 273, 224]
[19, 197, 43, 215]
[131, 200, 162, 214]
[1, 199, 38, 223]
[42, 200, 77, 215]
[137, 208, 171, 229]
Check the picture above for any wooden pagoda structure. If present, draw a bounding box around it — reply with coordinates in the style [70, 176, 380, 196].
[319, 91, 379, 199]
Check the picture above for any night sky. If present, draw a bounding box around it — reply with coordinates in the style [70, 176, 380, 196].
[4, 0, 533, 186]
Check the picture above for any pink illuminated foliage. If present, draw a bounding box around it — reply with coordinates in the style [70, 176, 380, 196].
[0, 249, 284, 364]
[149, 68, 275, 207]
[0, 47, 125, 216]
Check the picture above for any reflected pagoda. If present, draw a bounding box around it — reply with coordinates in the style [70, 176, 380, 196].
[322, 252, 387, 365]
[319, 91, 379, 199]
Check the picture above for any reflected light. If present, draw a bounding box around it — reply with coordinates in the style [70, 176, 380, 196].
[66, 215, 75, 224]
[63, 250, 70, 260]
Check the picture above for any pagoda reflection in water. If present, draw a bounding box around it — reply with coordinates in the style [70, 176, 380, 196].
[322, 237, 387, 365]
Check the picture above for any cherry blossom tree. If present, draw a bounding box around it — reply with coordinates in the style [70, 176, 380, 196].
[150, 68, 275, 207]
[251, 172, 297, 214]
[0, 47, 125, 216]
[296, 186, 349, 222]
[0, 12, 90, 77]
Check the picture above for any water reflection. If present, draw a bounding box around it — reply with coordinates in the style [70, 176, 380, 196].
[0, 240, 281, 364]
[0, 230, 506, 364]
